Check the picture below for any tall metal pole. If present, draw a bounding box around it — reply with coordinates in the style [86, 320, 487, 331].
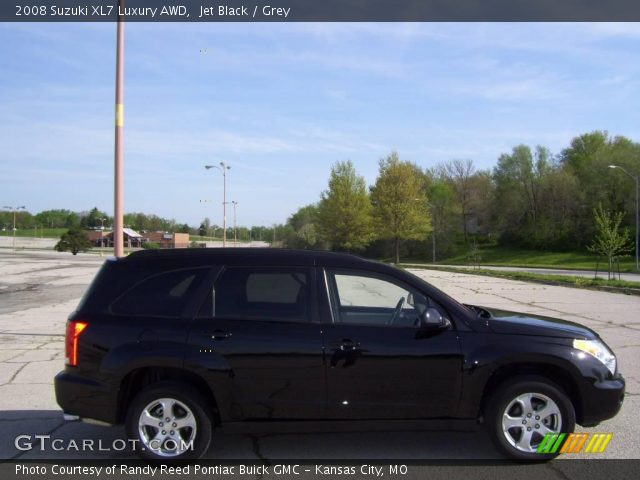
[205, 163, 230, 247]
[100, 218, 106, 257]
[113, 0, 125, 258]
[222, 165, 227, 247]
[3, 206, 25, 252]
[231, 201, 238, 246]
[12, 210, 16, 251]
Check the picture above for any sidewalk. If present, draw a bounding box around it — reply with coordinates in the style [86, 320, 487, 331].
[405, 263, 640, 283]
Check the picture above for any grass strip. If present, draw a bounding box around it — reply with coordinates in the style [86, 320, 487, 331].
[400, 264, 640, 296]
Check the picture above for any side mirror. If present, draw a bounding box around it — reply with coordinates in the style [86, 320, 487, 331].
[420, 307, 449, 331]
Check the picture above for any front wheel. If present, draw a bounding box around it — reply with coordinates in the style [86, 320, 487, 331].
[485, 377, 576, 461]
[126, 381, 212, 460]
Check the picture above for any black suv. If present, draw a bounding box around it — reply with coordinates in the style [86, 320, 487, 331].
[55, 249, 624, 460]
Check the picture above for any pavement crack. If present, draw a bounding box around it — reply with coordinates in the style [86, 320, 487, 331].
[0, 351, 30, 363]
[545, 462, 575, 480]
[248, 434, 269, 465]
[7, 362, 29, 383]
[6, 355, 60, 363]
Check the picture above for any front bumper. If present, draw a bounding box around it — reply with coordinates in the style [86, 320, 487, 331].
[579, 374, 625, 426]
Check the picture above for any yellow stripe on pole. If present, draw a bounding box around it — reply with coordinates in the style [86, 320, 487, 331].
[598, 434, 613, 453]
[115, 103, 124, 127]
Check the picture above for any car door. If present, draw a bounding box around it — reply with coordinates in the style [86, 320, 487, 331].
[321, 268, 463, 419]
[185, 265, 326, 420]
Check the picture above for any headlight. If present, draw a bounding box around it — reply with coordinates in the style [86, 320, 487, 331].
[573, 339, 616, 375]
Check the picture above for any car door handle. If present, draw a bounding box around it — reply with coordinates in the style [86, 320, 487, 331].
[210, 330, 232, 340]
[339, 339, 360, 351]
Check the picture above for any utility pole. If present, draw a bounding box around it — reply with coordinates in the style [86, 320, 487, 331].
[100, 218, 107, 257]
[205, 162, 231, 247]
[113, 0, 125, 258]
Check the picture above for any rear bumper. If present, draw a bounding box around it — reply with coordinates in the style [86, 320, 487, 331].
[54, 370, 119, 425]
[579, 374, 625, 426]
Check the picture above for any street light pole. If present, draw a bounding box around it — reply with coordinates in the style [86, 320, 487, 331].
[3, 206, 26, 252]
[231, 200, 238, 246]
[100, 218, 107, 257]
[205, 162, 231, 247]
[609, 165, 639, 271]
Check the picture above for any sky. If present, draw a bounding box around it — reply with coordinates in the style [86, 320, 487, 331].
[1, 22, 639, 228]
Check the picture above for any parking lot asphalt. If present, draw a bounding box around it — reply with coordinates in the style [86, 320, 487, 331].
[0, 250, 637, 461]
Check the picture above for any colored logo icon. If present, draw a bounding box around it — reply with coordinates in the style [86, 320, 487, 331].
[537, 433, 613, 454]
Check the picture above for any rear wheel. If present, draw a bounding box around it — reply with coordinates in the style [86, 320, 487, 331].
[485, 377, 576, 461]
[126, 381, 212, 460]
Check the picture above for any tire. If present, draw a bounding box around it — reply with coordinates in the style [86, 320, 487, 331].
[125, 381, 213, 460]
[485, 376, 576, 461]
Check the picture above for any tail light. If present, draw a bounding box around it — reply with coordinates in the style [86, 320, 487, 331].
[65, 321, 88, 366]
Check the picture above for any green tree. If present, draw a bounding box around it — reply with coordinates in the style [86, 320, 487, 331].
[65, 212, 81, 228]
[199, 217, 211, 237]
[427, 179, 461, 259]
[437, 160, 494, 244]
[317, 161, 374, 251]
[177, 223, 191, 234]
[440, 159, 476, 243]
[492, 145, 552, 247]
[35, 209, 76, 229]
[81, 207, 110, 229]
[370, 152, 431, 263]
[283, 204, 322, 249]
[587, 204, 633, 280]
[54, 227, 93, 255]
[560, 131, 640, 246]
[560, 130, 609, 175]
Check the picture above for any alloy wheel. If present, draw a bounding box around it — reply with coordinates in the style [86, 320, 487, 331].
[501, 392, 562, 453]
[137, 397, 198, 457]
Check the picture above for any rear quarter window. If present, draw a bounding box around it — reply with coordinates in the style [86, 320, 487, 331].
[110, 268, 207, 317]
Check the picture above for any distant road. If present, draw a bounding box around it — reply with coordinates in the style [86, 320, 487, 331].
[406, 264, 640, 283]
[0, 236, 56, 249]
[0, 236, 271, 250]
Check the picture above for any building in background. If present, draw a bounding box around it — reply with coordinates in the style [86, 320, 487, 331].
[145, 231, 190, 248]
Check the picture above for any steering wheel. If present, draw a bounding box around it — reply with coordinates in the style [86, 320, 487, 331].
[388, 297, 405, 325]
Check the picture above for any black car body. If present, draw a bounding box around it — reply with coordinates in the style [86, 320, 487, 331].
[54, 249, 624, 460]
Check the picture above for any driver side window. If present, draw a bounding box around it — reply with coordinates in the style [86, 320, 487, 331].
[327, 269, 428, 328]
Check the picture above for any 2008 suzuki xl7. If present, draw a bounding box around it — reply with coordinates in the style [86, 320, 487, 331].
[55, 249, 624, 460]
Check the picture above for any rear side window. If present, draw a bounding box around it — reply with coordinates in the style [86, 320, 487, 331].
[214, 267, 310, 322]
[111, 268, 206, 317]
